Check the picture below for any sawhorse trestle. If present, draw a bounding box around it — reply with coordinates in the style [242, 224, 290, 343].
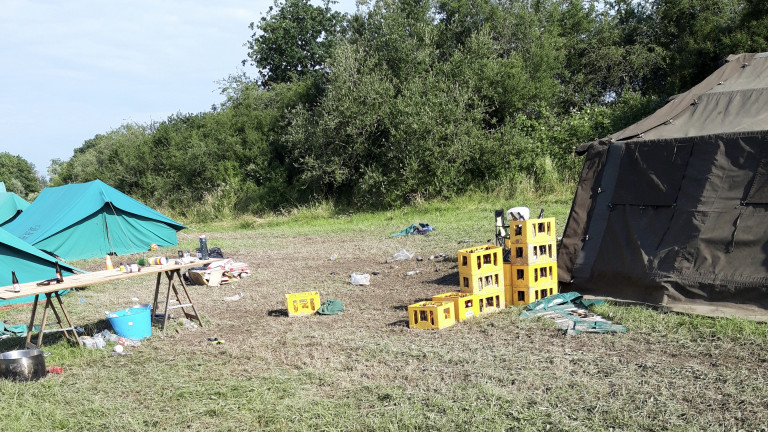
[151, 269, 203, 331]
[25, 291, 81, 349]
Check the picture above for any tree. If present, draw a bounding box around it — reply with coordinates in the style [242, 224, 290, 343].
[650, 0, 742, 95]
[0, 152, 41, 198]
[244, 0, 347, 87]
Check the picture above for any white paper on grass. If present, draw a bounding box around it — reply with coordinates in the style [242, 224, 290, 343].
[350, 273, 370, 285]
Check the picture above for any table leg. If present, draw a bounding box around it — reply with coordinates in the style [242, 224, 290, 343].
[161, 271, 173, 330]
[35, 293, 53, 348]
[24, 294, 40, 349]
[151, 272, 162, 322]
[53, 291, 81, 346]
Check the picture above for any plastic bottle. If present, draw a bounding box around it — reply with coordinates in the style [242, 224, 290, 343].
[199, 234, 209, 260]
[47, 366, 63, 374]
[12, 271, 20, 293]
[105, 255, 113, 270]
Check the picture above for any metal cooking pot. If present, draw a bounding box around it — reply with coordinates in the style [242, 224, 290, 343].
[0, 349, 47, 381]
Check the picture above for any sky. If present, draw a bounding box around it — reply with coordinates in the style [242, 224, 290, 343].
[0, 0, 358, 177]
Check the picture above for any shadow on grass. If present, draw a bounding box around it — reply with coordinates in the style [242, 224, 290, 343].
[428, 272, 459, 287]
[387, 319, 409, 328]
[392, 297, 433, 312]
[0, 330, 79, 352]
[268, 308, 289, 317]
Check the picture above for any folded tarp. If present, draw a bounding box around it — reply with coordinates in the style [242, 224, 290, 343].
[521, 292, 626, 335]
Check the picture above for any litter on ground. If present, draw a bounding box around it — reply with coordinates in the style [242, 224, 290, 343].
[350, 273, 370, 285]
[386, 249, 414, 263]
[520, 292, 626, 335]
[222, 292, 244, 302]
[317, 299, 345, 315]
[391, 223, 434, 236]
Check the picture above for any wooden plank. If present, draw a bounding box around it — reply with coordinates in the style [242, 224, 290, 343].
[0, 259, 217, 300]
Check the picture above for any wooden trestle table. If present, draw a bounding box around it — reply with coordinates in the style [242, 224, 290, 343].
[0, 258, 217, 349]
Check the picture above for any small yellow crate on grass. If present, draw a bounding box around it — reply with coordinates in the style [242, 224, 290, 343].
[507, 280, 558, 306]
[432, 292, 480, 322]
[408, 301, 457, 330]
[506, 217, 556, 245]
[477, 288, 505, 315]
[508, 240, 557, 266]
[285, 291, 321, 317]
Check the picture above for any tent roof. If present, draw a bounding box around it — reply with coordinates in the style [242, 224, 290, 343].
[5, 180, 184, 245]
[610, 52, 768, 142]
[0, 226, 79, 275]
[0, 191, 30, 225]
[0, 227, 74, 269]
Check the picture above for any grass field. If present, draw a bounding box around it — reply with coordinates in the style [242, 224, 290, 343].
[1, 191, 767, 431]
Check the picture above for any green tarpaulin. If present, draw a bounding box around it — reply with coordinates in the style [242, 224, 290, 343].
[521, 292, 626, 335]
[5, 180, 185, 261]
[391, 223, 434, 236]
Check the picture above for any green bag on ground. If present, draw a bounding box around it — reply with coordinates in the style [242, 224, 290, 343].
[317, 299, 345, 315]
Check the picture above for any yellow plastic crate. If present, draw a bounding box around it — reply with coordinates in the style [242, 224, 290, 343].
[507, 280, 558, 306]
[503, 262, 513, 298]
[458, 245, 503, 277]
[408, 301, 457, 330]
[459, 268, 503, 294]
[477, 288, 505, 315]
[508, 240, 557, 266]
[509, 263, 558, 290]
[432, 292, 480, 322]
[505, 217, 556, 245]
[285, 291, 320, 317]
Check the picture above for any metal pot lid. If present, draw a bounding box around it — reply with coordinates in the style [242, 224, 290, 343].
[0, 349, 45, 360]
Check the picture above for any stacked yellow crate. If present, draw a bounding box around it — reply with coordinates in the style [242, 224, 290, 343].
[457, 245, 506, 313]
[503, 217, 558, 306]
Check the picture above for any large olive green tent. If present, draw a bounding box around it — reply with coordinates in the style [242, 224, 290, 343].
[558, 53, 768, 319]
[5, 180, 185, 261]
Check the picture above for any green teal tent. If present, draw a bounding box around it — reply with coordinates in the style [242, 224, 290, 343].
[0, 191, 30, 227]
[0, 226, 79, 307]
[5, 180, 185, 261]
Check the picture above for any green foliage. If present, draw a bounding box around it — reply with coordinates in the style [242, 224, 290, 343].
[0, 152, 42, 198]
[53, 0, 768, 218]
[244, 0, 347, 87]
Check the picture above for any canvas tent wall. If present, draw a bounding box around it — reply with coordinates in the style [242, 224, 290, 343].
[5, 180, 185, 261]
[558, 53, 768, 319]
[0, 226, 79, 307]
[0, 191, 30, 227]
